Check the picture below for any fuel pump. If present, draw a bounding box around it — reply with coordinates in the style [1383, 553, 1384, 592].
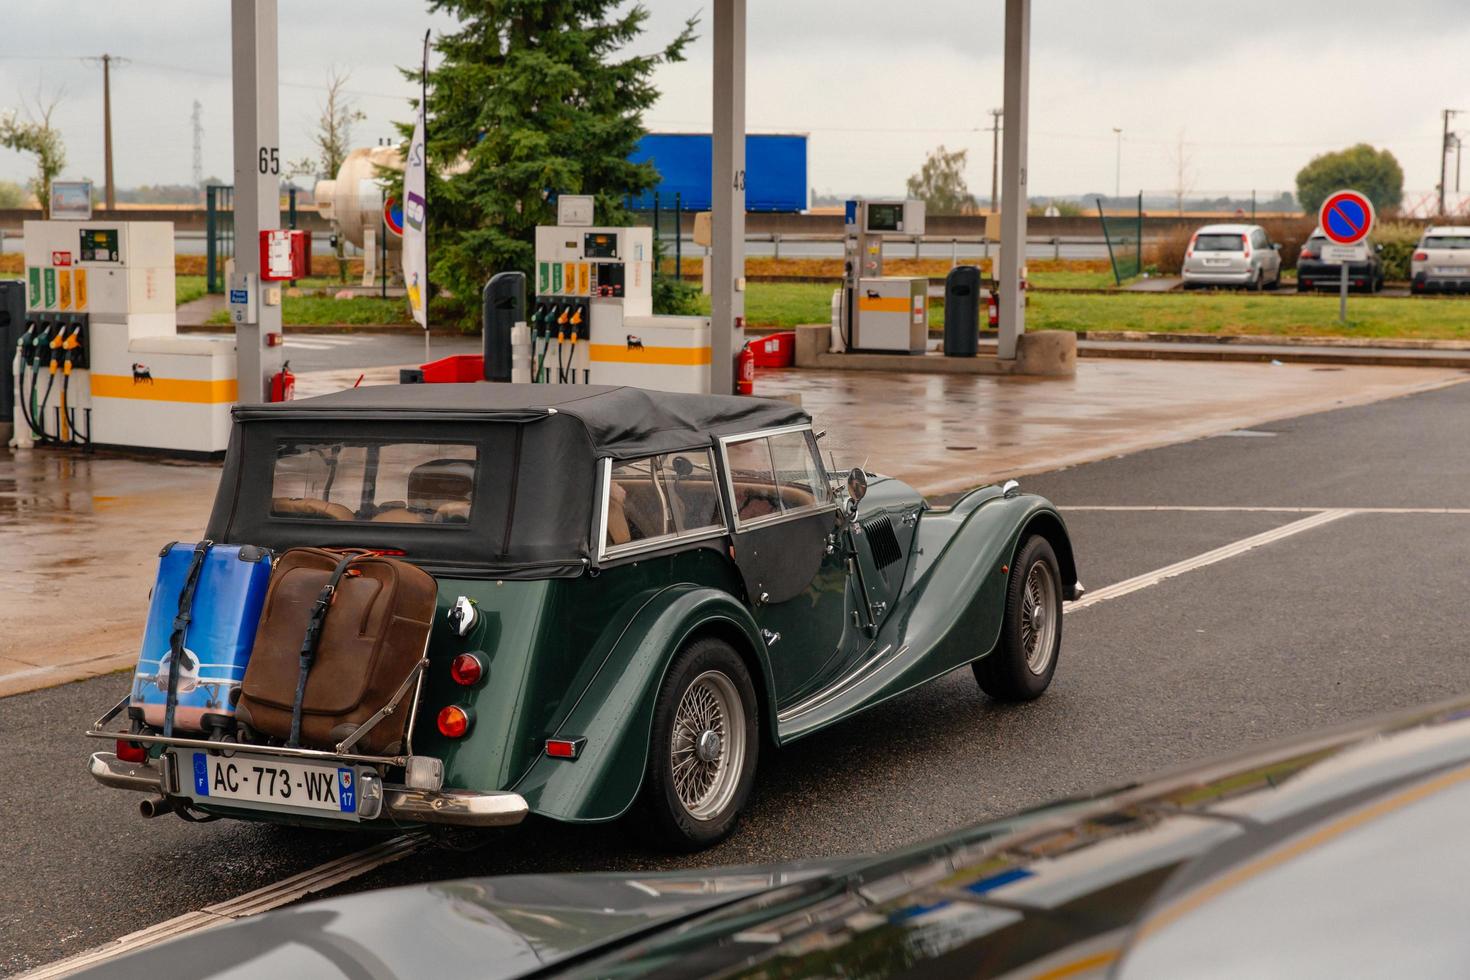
[840, 199, 929, 354]
[525, 215, 714, 392]
[21, 219, 234, 454]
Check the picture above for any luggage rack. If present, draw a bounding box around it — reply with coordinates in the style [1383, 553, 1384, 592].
[86, 657, 429, 769]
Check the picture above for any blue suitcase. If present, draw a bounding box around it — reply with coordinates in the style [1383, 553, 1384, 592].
[130, 543, 273, 732]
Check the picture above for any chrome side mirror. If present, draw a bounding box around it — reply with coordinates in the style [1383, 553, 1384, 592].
[845, 467, 867, 521]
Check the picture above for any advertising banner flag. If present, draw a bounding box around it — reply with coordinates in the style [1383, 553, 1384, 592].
[403, 32, 430, 329]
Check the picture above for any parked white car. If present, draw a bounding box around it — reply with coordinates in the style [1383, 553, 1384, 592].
[1181, 224, 1283, 290]
[1411, 226, 1470, 294]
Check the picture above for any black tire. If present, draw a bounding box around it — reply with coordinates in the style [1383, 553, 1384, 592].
[974, 536, 1062, 702]
[631, 637, 759, 851]
[1248, 270, 1263, 292]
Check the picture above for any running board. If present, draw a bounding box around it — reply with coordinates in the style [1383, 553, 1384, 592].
[776, 643, 908, 735]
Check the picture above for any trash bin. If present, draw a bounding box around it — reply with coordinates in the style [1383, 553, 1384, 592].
[482, 271, 526, 382]
[943, 266, 981, 357]
[0, 280, 24, 427]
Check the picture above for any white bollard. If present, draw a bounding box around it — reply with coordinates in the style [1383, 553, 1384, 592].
[510, 321, 532, 384]
[10, 344, 33, 449]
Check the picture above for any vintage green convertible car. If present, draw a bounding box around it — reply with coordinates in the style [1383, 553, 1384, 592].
[87, 384, 1080, 850]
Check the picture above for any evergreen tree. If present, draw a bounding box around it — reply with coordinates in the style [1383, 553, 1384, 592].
[405, 2, 695, 321]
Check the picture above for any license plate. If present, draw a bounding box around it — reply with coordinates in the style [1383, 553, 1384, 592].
[1434, 267, 1464, 275]
[1203, 259, 1231, 267]
[180, 750, 359, 817]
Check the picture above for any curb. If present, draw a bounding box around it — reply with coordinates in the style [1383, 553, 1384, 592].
[178, 323, 468, 336]
[1076, 330, 1470, 352]
[1075, 344, 1470, 369]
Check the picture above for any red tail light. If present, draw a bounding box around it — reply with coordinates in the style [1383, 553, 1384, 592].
[1186, 235, 1197, 259]
[116, 739, 147, 764]
[1299, 248, 1315, 260]
[1242, 235, 1251, 259]
[1415, 251, 1428, 262]
[449, 652, 485, 686]
[437, 705, 473, 738]
[545, 737, 586, 760]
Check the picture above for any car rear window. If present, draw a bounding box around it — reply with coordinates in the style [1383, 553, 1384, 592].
[271, 439, 477, 526]
[1425, 236, 1470, 249]
[1195, 234, 1245, 252]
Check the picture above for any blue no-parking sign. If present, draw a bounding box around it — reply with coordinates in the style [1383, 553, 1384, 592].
[1318, 189, 1375, 246]
[1318, 189, 1375, 324]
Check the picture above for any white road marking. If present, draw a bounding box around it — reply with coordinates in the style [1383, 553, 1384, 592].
[1064, 505, 1470, 514]
[283, 341, 342, 350]
[1066, 509, 1355, 613]
[286, 336, 357, 345]
[18, 833, 427, 979]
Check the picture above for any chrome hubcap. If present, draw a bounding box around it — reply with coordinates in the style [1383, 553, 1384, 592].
[696, 730, 722, 763]
[1019, 560, 1058, 675]
[671, 671, 745, 820]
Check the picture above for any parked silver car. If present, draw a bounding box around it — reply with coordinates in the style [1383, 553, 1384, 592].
[1181, 223, 1283, 290]
[1411, 226, 1470, 294]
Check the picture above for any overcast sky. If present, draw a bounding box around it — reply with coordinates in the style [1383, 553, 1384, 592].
[1, 1, 1466, 205]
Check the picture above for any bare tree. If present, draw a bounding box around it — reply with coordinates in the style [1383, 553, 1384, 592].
[289, 68, 367, 180]
[1170, 129, 1195, 216]
[288, 69, 367, 282]
[1, 90, 67, 217]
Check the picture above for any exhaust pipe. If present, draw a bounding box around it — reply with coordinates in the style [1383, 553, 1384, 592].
[139, 796, 180, 819]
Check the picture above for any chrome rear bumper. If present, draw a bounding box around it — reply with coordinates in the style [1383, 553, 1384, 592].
[88, 752, 528, 828]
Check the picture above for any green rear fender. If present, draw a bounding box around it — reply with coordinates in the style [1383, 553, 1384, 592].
[511, 585, 771, 823]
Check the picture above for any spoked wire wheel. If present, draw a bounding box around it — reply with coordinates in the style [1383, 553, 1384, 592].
[670, 670, 746, 820]
[1019, 560, 1058, 675]
[974, 535, 1062, 702]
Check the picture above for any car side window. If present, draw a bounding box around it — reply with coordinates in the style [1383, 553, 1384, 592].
[768, 431, 830, 511]
[605, 450, 723, 554]
[724, 429, 829, 527]
[724, 437, 782, 523]
[663, 450, 723, 533]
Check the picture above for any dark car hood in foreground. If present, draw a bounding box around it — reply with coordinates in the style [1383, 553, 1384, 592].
[89, 697, 1470, 979]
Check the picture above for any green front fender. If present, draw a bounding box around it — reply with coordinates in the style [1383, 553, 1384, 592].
[511, 584, 770, 823]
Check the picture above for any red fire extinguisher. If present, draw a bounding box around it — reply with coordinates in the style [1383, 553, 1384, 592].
[735, 343, 755, 396]
[270, 360, 296, 402]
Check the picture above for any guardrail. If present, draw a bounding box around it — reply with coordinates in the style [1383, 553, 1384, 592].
[668, 232, 1118, 262]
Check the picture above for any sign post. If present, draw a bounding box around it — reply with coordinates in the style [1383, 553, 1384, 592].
[1317, 189, 1375, 326]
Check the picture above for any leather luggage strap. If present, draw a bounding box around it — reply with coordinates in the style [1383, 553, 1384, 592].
[288, 550, 368, 747]
[163, 539, 214, 737]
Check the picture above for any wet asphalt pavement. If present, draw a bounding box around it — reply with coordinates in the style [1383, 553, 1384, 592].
[5, 378, 1470, 975]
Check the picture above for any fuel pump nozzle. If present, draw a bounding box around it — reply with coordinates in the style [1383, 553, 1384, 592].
[554, 304, 571, 383]
[531, 302, 552, 383]
[568, 303, 586, 384]
[59, 327, 84, 443]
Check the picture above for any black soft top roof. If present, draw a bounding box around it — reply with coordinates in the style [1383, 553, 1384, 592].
[233, 383, 809, 458]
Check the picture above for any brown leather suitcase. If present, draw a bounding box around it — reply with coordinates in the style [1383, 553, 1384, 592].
[238, 548, 437, 755]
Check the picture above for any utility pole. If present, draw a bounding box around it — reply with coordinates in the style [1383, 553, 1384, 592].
[1112, 127, 1122, 201]
[84, 54, 129, 210]
[988, 107, 1002, 213]
[1441, 109, 1462, 218]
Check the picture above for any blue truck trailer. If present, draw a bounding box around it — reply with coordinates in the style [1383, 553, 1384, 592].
[628, 133, 808, 213]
